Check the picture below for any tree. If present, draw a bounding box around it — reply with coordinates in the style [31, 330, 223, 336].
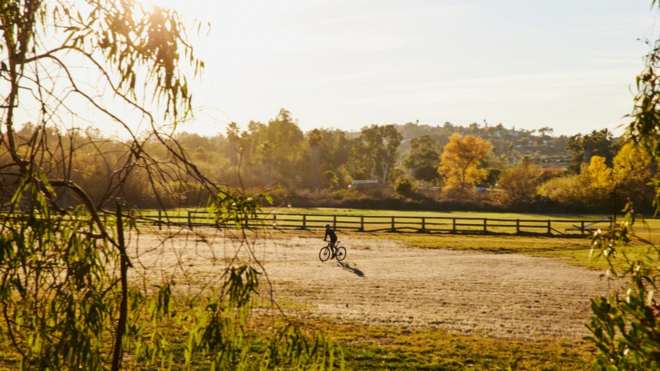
[497, 162, 542, 206]
[258, 141, 275, 185]
[317, 128, 353, 187]
[538, 126, 554, 137]
[302, 128, 355, 189]
[0, 1, 333, 369]
[226, 122, 241, 167]
[395, 177, 414, 195]
[354, 124, 403, 182]
[345, 136, 372, 180]
[241, 109, 309, 189]
[321, 169, 339, 188]
[438, 133, 493, 195]
[566, 129, 618, 173]
[536, 173, 583, 206]
[537, 155, 614, 208]
[399, 120, 426, 138]
[468, 122, 480, 134]
[612, 142, 655, 208]
[402, 135, 440, 182]
[258, 109, 308, 188]
[307, 129, 323, 189]
[582, 155, 615, 206]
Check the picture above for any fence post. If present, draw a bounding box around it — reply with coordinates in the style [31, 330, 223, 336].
[516, 219, 520, 234]
[581, 221, 585, 234]
[360, 216, 364, 232]
[421, 217, 426, 232]
[188, 211, 192, 230]
[158, 210, 162, 230]
[391, 217, 396, 232]
[333, 215, 337, 230]
[452, 218, 456, 233]
[547, 220, 551, 235]
[273, 214, 277, 229]
[302, 215, 306, 230]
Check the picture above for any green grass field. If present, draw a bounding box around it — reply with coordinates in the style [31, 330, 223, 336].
[321, 321, 595, 371]
[265, 206, 609, 220]
[136, 206, 660, 240]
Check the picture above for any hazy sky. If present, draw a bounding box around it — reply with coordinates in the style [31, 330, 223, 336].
[151, 0, 657, 136]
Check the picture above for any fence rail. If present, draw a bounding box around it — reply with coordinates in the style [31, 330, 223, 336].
[107, 210, 611, 237]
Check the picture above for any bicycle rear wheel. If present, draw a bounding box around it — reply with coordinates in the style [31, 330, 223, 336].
[335, 246, 347, 261]
[319, 246, 331, 262]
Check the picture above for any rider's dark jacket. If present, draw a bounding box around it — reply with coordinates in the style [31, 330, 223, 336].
[324, 228, 337, 243]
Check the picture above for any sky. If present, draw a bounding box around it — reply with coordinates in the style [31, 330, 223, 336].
[145, 0, 658, 137]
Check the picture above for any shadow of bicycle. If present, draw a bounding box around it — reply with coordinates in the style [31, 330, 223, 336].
[337, 261, 365, 277]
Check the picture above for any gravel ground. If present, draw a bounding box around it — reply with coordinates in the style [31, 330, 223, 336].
[129, 229, 616, 340]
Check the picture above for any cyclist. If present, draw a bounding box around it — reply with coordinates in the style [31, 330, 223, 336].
[323, 224, 337, 256]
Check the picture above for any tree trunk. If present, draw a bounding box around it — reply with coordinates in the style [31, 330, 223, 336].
[310, 143, 321, 189]
[263, 163, 272, 185]
[382, 163, 389, 183]
[228, 136, 239, 167]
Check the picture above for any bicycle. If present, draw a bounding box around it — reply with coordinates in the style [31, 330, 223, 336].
[319, 241, 346, 262]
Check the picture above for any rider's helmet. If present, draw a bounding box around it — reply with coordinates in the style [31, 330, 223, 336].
[324, 224, 330, 228]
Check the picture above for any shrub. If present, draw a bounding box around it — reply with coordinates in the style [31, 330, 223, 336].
[395, 177, 415, 195]
[496, 163, 542, 207]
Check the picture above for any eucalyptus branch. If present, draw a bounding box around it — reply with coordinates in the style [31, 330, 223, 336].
[36, 53, 140, 143]
[49, 179, 119, 250]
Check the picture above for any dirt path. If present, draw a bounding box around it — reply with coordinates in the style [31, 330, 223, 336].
[130, 231, 615, 340]
[262, 236, 615, 340]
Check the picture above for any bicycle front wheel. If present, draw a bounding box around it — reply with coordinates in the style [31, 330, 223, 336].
[335, 246, 347, 261]
[319, 247, 331, 262]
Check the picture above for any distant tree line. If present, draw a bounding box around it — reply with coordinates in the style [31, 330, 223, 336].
[3, 108, 643, 213]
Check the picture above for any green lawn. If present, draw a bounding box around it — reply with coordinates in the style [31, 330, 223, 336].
[136, 207, 660, 242]
[265, 206, 613, 220]
[320, 321, 595, 371]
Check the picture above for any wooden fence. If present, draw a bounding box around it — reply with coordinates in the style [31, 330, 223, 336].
[119, 210, 611, 237]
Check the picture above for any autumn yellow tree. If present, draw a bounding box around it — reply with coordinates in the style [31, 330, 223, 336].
[497, 161, 542, 206]
[583, 155, 615, 206]
[612, 142, 655, 207]
[438, 133, 493, 195]
[538, 155, 615, 208]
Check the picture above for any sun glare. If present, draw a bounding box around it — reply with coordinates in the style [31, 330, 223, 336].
[134, 0, 210, 22]
[137, 0, 186, 12]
